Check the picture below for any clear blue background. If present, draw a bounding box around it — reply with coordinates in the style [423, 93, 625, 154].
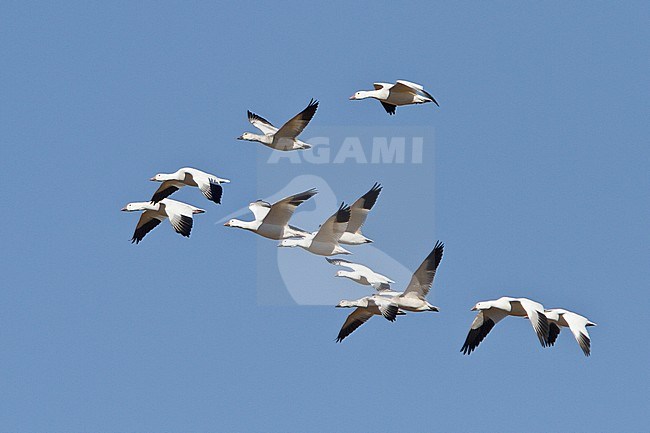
[2, 1, 649, 431]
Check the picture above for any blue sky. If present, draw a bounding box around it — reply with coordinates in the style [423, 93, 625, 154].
[2, 1, 649, 431]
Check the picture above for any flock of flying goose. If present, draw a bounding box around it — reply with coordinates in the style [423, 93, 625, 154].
[121, 80, 597, 356]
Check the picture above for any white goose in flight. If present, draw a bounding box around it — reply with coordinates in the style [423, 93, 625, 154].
[385, 241, 444, 314]
[237, 99, 318, 151]
[149, 167, 230, 205]
[326, 257, 394, 291]
[544, 308, 597, 356]
[121, 198, 205, 244]
[461, 297, 550, 355]
[278, 203, 352, 256]
[223, 189, 316, 240]
[335, 295, 405, 343]
[350, 80, 439, 115]
[333, 241, 444, 342]
[339, 183, 382, 245]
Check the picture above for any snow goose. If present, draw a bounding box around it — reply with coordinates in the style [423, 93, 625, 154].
[150, 167, 230, 205]
[223, 188, 316, 240]
[333, 241, 444, 342]
[384, 241, 444, 314]
[339, 183, 382, 245]
[278, 203, 352, 256]
[121, 198, 205, 244]
[237, 99, 318, 151]
[326, 257, 394, 291]
[335, 295, 406, 342]
[544, 308, 597, 356]
[461, 297, 550, 355]
[349, 80, 439, 115]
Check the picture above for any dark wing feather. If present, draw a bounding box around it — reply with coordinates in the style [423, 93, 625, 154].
[248, 111, 275, 128]
[359, 183, 381, 210]
[381, 304, 399, 322]
[200, 180, 223, 204]
[170, 214, 193, 238]
[577, 332, 591, 357]
[151, 184, 180, 204]
[420, 88, 440, 107]
[548, 322, 561, 346]
[275, 99, 318, 140]
[336, 308, 373, 343]
[537, 313, 550, 347]
[402, 241, 444, 298]
[131, 213, 162, 244]
[461, 316, 496, 355]
[380, 101, 396, 115]
[263, 188, 318, 227]
[336, 202, 352, 223]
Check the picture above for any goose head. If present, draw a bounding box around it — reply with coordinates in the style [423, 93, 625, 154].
[237, 132, 255, 141]
[349, 90, 372, 100]
[336, 299, 355, 308]
[224, 218, 244, 228]
[121, 202, 149, 212]
[471, 301, 488, 311]
[150, 173, 168, 182]
[335, 270, 356, 280]
[278, 237, 303, 248]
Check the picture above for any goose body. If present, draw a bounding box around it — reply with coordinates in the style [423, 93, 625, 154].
[461, 296, 550, 355]
[224, 189, 316, 240]
[545, 308, 597, 356]
[279, 203, 352, 256]
[338, 183, 382, 245]
[238, 99, 318, 151]
[121, 198, 205, 243]
[150, 167, 230, 205]
[389, 241, 444, 313]
[335, 294, 406, 342]
[326, 257, 394, 291]
[333, 241, 443, 342]
[350, 80, 439, 115]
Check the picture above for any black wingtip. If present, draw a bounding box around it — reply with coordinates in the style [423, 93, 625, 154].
[298, 99, 319, 122]
[150, 185, 180, 204]
[361, 183, 382, 210]
[380, 101, 396, 115]
[130, 218, 162, 245]
[247, 110, 274, 127]
[336, 202, 352, 223]
[207, 182, 224, 205]
[384, 304, 399, 322]
[426, 241, 444, 271]
[174, 215, 193, 238]
[288, 188, 318, 206]
[578, 333, 591, 356]
[460, 342, 474, 355]
[537, 314, 550, 347]
[460, 318, 496, 356]
[548, 322, 560, 347]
